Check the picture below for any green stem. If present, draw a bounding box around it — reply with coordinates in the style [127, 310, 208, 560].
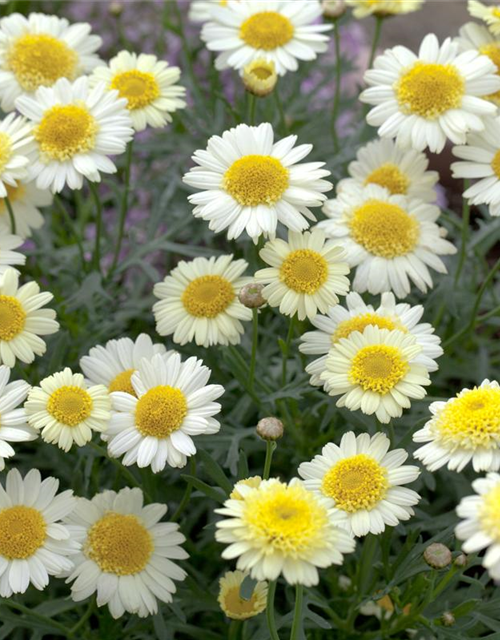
[88, 182, 103, 274]
[431, 566, 458, 599]
[249, 309, 259, 392]
[274, 89, 288, 135]
[454, 180, 470, 284]
[171, 0, 204, 103]
[263, 440, 276, 480]
[368, 16, 384, 69]
[290, 584, 304, 640]
[266, 580, 281, 640]
[109, 139, 134, 277]
[3, 601, 76, 639]
[229, 620, 242, 640]
[55, 195, 86, 268]
[281, 316, 296, 386]
[4, 195, 16, 234]
[171, 457, 196, 521]
[70, 599, 95, 634]
[331, 20, 342, 152]
[247, 93, 257, 125]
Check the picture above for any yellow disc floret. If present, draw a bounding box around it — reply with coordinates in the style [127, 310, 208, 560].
[47, 386, 93, 427]
[492, 149, 500, 179]
[182, 275, 235, 318]
[109, 369, 136, 395]
[0, 296, 26, 341]
[479, 43, 500, 103]
[280, 249, 328, 294]
[240, 12, 294, 51]
[87, 512, 153, 575]
[0, 506, 46, 559]
[333, 313, 404, 343]
[223, 155, 289, 207]
[35, 104, 98, 162]
[350, 200, 419, 258]
[0, 132, 12, 174]
[479, 484, 500, 542]
[321, 454, 388, 512]
[110, 70, 160, 110]
[365, 163, 411, 195]
[396, 62, 465, 119]
[230, 476, 262, 500]
[135, 385, 187, 438]
[349, 344, 409, 394]
[7, 34, 78, 92]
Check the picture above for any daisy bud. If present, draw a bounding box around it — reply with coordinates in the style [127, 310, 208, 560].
[242, 59, 278, 98]
[322, 0, 346, 19]
[441, 612, 455, 627]
[238, 283, 266, 309]
[454, 553, 468, 567]
[423, 543, 452, 569]
[109, 1, 124, 16]
[256, 417, 284, 441]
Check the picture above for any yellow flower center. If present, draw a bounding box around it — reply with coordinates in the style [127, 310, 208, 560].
[47, 386, 93, 427]
[181, 274, 235, 318]
[87, 512, 153, 575]
[0, 505, 46, 559]
[333, 313, 404, 343]
[110, 70, 160, 110]
[396, 62, 465, 119]
[7, 34, 78, 93]
[242, 483, 328, 555]
[35, 104, 98, 162]
[365, 163, 411, 195]
[350, 200, 419, 258]
[0, 132, 12, 174]
[222, 587, 262, 619]
[433, 387, 500, 450]
[480, 484, 500, 542]
[321, 454, 388, 512]
[493, 7, 500, 18]
[240, 12, 294, 51]
[349, 344, 409, 394]
[0, 296, 26, 341]
[479, 43, 500, 102]
[223, 155, 289, 207]
[135, 385, 187, 438]
[109, 369, 136, 396]
[280, 249, 328, 294]
[251, 63, 274, 80]
[230, 476, 262, 500]
[491, 149, 500, 179]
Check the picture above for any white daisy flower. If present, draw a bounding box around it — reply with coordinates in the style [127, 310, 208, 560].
[218, 570, 268, 620]
[90, 51, 186, 133]
[0, 12, 102, 112]
[346, 0, 424, 18]
[16, 76, 134, 194]
[318, 183, 456, 299]
[0, 365, 35, 470]
[299, 291, 443, 387]
[0, 229, 25, 274]
[451, 115, 500, 217]
[107, 352, 224, 472]
[414, 380, 500, 473]
[320, 325, 431, 424]
[337, 138, 439, 204]
[468, 1, 500, 36]
[201, 0, 330, 76]
[189, 0, 233, 23]
[153, 254, 252, 347]
[25, 368, 111, 452]
[360, 33, 500, 153]
[0, 181, 52, 238]
[80, 333, 166, 396]
[0, 267, 59, 368]
[254, 228, 350, 321]
[65, 487, 188, 619]
[298, 432, 421, 537]
[215, 477, 355, 586]
[456, 472, 500, 580]
[183, 122, 332, 243]
[0, 113, 35, 198]
[0, 468, 78, 597]
[457, 22, 500, 106]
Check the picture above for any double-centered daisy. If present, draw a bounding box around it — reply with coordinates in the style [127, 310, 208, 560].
[0, 267, 59, 368]
[0, 365, 35, 470]
[469, 1, 500, 36]
[414, 380, 500, 472]
[16, 76, 133, 193]
[346, 0, 424, 18]
[456, 472, 500, 580]
[337, 138, 439, 204]
[25, 368, 111, 451]
[0, 12, 102, 112]
[153, 255, 252, 347]
[0, 113, 35, 197]
[216, 477, 355, 586]
[451, 115, 500, 217]
[80, 333, 166, 395]
[0, 231, 25, 274]
[457, 22, 500, 106]
[0, 181, 52, 238]
[201, 0, 330, 76]
[218, 570, 268, 620]
[183, 123, 332, 242]
[360, 33, 500, 153]
[321, 326, 431, 423]
[298, 432, 421, 537]
[254, 228, 350, 321]
[299, 291, 443, 387]
[106, 352, 224, 472]
[0, 468, 77, 597]
[318, 184, 456, 298]
[90, 51, 186, 132]
[65, 487, 188, 618]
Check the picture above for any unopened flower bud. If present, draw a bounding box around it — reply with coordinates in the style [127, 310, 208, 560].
[109, 1, 123, 16]
[256, 417, 284, 441]
[423, 543, 452, 569]
[441, 611, 455, 627]
[243, 59, 278, 98]
[238, 283, 266, 309]
[322, 0, 346, 19]
[454, 553, 468, 568]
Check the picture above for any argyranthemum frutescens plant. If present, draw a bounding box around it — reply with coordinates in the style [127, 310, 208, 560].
[1, 0, 500, 638]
